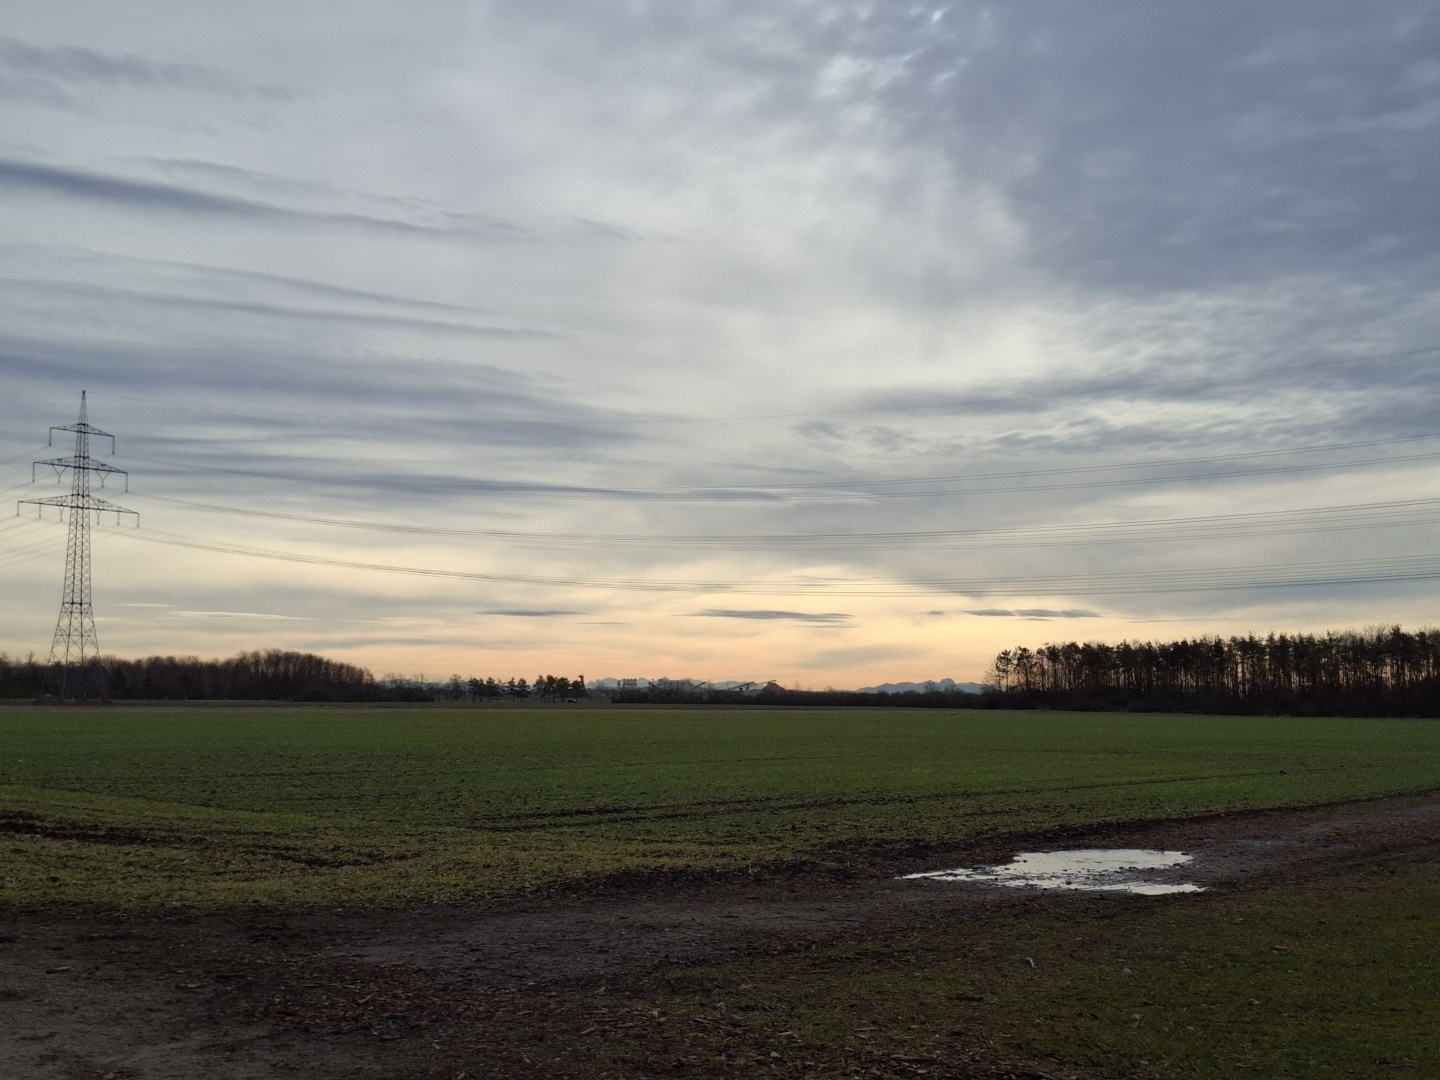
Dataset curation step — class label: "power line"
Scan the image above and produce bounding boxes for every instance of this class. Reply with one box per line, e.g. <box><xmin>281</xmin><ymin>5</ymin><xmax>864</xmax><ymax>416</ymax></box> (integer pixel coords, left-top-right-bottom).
<box><xmin>578</xmin><ymin>342</ymin><xmax>1440</xmax><ymax>425</ymax></box>
<box><xmin>129</xmin><ymin>440</ymin><xmax>1440</xmax><ymax>503</ymax></box>
<box><xmin>203</xmin><ymin>341</ymin><xmax>1440</xmax><ymax>428</ymax></box>
<box><xmin>694</xmin><ymin>431</ymin><xmax>1440</xmax><ymax>491</ymax></box>
<box><xmin>0</xmin><ymin>538</ymin><xmax>66</xmax><ymax>572</ymax></box>
<box><xmin>0</xmin><ymin>445</ymin><xmax>50</xmax><ymax>470</ymax></box>
<box><xmin>0</xmin><ymin>518</ymin><xmax>59</xmax><ymax>570</ymax></box>
<box><xmin>126</xmin><ymin>489</ymin><xmax>1440</xmax><ymax>550</ymax></box>
<box><xmin>107</xmin><ymin>525</ymin><xmax>1440</xmax><ymax>597</ymax></box>
<box><xmin>67</xmin><ymin>341</ymin><xmax>1440</xmax><ymax>432</ymax></box>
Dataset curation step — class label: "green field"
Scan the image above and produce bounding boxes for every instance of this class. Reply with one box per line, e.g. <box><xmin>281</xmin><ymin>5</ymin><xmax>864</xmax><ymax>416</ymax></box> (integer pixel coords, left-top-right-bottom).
<box><xmin>661</xmin><ymin>850</ymin><xmax>1440</xmax><ymax>1079</ymax></box>
<box><xmin>2</xmin><ymin>704</ymin><xmax>1438</xmax><ymax>907</ymax></box>
<box><xmin>4</xmin><ymin>704</ymin><xmax>1439</xmax><ymax>1079</ymax></box>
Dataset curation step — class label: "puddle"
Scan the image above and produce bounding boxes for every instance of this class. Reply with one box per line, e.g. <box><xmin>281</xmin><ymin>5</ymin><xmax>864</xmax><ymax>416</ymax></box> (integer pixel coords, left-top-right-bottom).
<box><xmin>901</xmin><ymin>849</ymin><xmax>1204</xmax><ymax>895</ymax></box>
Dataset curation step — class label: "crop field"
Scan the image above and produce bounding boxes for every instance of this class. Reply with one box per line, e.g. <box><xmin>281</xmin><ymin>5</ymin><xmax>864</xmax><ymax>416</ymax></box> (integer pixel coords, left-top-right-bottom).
<box><xmin>1</xmin><ymin>704</ymin><xmax>1438</xmax><ymax>906</ymax></box>
<box><xmin>3</xmin><ymin>705</ymin><xmax>1439</xmax><ymax>1080</ymax></box>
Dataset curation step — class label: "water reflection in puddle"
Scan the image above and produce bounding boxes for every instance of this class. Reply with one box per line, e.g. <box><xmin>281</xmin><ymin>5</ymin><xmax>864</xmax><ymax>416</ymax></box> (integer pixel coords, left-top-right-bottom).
<box><xmin>901</xmin><ymin>849</ymin><xmax>1204</xmax><ymax>895</ymax></box>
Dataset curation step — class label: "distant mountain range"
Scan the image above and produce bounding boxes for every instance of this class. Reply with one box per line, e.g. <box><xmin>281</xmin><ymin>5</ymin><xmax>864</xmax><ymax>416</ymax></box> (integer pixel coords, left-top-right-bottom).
<box><xmin>587</xmin><ymin>677</ymin><xmax>987</xmax><ymax>694</ymax></box>
<box><xmin>855</xmin><ymin>679</ymin><xmax>986</xmax><ymax>694</ymax></box>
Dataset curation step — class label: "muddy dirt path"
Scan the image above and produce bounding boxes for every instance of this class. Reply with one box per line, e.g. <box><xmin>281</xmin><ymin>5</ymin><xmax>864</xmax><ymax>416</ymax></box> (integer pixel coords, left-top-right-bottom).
<box><xmin>3</xmin><ymin>791</ymin><xmax>1437</xmax><ymax>1080</ymax></box>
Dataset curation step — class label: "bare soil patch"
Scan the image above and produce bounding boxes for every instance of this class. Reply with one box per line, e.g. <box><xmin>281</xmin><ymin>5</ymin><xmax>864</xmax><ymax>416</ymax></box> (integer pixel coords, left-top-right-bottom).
<box><xmin>3</xmin><ymin>791</ymin><xmax>1437</xmax><ymax>1080</ymax></box>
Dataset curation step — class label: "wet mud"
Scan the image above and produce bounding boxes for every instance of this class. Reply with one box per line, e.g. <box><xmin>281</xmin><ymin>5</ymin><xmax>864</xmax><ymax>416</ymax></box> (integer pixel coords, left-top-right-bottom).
<box><xmin>2</xmin><ymin>790</ymin><xmax>1437</xmax><ymax>1079</ymax></box>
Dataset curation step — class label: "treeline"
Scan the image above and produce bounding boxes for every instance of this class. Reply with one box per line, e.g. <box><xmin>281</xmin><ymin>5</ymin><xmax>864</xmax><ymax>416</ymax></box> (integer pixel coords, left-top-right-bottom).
<box><xmin>989</xmin><ymin>626</ymin><xmax>1440</xmax><ymax>715</ymax></box>
<box><xmin>0</xmin><ymin>651</ymin><xmax>591</xmax><ymax>703</ymax></box>
<box><xmin>0</xmin><ymin>650</ymin><xmax>387</xmax><ymax>701</ymax></box>
<box><xmin>609</xmin><ymin>686</ymin><xmax>990</xmax><ymax>708</ymax></box>
<box><xmin>432</xmin><ymin>675</ymin><xmax>586</xmax><ymax>701</ymax></box>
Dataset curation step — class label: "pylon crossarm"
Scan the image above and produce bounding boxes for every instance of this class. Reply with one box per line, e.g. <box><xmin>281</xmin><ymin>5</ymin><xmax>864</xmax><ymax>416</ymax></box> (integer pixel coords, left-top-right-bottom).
<box><xmin>18</xmin><ymin>494</ymin><xmax>138</xmax><ymax>521</ymax></box>
<box><xmin>89</xmin><ymin>461</ymin><xmax>128</xmax><ymax>489</ymax></box>
<box><xmin>33</xmin><ymin>455</ymin><xmax>127</xmax><ymax>476</ymax></box>
<box><xmin>17</xmin><ymin>495</ymin><xmax>62</xmax><ymax>517</ymax></box>
<box><xmin>85</xmin><ymin>496</ymin><xmax>137</xmax><ymax>517</ymax></box>
<box><xmin>49</xmin><ymin>422</ymin><xmax>116</xmax><ymax>452</ymax></box>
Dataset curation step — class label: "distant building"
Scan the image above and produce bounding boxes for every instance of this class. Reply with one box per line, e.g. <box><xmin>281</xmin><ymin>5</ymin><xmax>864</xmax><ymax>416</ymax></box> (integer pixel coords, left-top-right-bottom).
<box><xmin>585</xmin><ymin>676</ymin><xmax>784</xmax><ymax>697</ymax></box>
<box><xmin>654</xmin><ymin>677</ymin><xmax>706</xmax><ymax>691</ymax></box>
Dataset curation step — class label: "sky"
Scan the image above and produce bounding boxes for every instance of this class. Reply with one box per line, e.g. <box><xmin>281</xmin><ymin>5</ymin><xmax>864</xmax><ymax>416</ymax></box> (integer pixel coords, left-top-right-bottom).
<box><xmin>2</xmin><ymin>2</ymin><xmax>1439</xmax><ymax>687</ymax></box>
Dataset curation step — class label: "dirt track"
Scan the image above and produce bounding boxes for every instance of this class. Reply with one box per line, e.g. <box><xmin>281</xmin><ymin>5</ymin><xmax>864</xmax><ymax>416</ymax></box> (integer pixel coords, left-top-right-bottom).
<box><xmin>3</xmin><ymin>791</ymin><xmax>1438</xmax><ymax>1080</ymax></box>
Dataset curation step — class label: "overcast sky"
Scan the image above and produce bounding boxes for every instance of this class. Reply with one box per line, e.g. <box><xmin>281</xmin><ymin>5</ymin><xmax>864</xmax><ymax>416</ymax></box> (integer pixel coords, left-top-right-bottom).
<box><xmin>3</xmin><ymin>2</ymin><xmax>1439</xmax><ymax>686</ymax></box>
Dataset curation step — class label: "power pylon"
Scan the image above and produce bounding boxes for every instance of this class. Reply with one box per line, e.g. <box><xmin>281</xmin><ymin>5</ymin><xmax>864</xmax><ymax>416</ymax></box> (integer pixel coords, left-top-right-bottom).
<box><xmin>19</xmin><ymin>392</ymin><xmax>137</xmax><ymax>700</ymax></box>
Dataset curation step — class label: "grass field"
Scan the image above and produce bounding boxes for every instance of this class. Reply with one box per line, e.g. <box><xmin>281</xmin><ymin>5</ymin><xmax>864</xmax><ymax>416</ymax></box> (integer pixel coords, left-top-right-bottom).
<box><xmin>2</xmin><ymin>704</ymin><xmax>1438</xmax><ymax>907</ymax></box>
<box><xmin>3</xmin><ymin>704</ymin><xmax>1438</xmax><ymax>1079</ymax></box>
<box><xmin>656</xmin><ymin>850</ymin><xmax>1440</xmax><ymax>1079</ymax></box>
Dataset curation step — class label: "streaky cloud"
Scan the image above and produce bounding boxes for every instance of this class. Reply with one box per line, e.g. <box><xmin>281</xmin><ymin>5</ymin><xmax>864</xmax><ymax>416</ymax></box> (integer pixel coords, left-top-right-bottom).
<box><xmin>0</xmin><ymin>34</ymin><xmax>290</xmax><ymax>98</ymax></box>
<box><xmin>688</xmin><ymin>609</ymin><xmax>851</xmax><ymax>624</ymax></box>
<box><xmin>0</xmin><ymin>158</ymin><xmax>526</xmax><ymax>240</ymax></box>
<box><xmin>16</xmin><ymin>242</ymin><xmax>495</xmax><ymax>316</ymax></box>
<box><xmin>140</xmin><ymin>157</ymin><xmax>654</xmax><ymax>245</ymax></box>
<box><xmin>0</xmin><ymin>277</ymin><xmax>553</xmax><ymax>340</ymax></box>
<box><xmin>0</xmin><ymin>70</ymin><xmax>78</xmax><ymax>109</ymax></box>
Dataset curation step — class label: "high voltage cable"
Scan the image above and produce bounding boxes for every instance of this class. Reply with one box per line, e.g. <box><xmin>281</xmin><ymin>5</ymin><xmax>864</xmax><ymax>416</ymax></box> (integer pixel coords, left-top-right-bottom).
<box><xmin>0</xmin><ymin>542</ymin><xmax>60</xmax><ymax>572</ymax></box>
<box><xmin>644</xmin><ymin>430</ymin><xmax>1440</xmax><ymax>491</ymax></box>
<box><xmin>127</xmin><ymin>489</ymin><xmax>1440</xmax><ymax>549</ymax></box>
<box><xmin>138</xmin><ymin>428</ymin><xmax>1440</xmax><ymax>493</ymax></box>
<box><xmin>0</xmin><ymin>516</ymin><xmax>50</xmax><ymax>539</ymax></box>
<box><xmin>0</xmin><ymin>445</ymin><xmax>50</xmax><ymax>470</ymax></box>
<box><xmin>561</xmin><ymin>342</ymin><xmax>1440</xmax><ymax>425</ymax></box>
<box><xmin>77</xmin><ymin>342</ymin><xmax>1440</xmax><ymax>431</ymax></box>
<box><xmin>105</xmin><ymin>525</ymin><xmax>1440</xmax><ymax>597</ymax></box>
<box><xmin>129</xmin><ymin>443</ymin><xmax>1440</xmax><ymax>503</ymax></box>
<box><xmin>161</xmin><ymin>342</ymin><xmax>1439</xmax><ymax>428</ymax></box>
<box><xmin>0</xmin><ymin>519</ymin><xmax>64</xmax><ymax>571</ymax></box>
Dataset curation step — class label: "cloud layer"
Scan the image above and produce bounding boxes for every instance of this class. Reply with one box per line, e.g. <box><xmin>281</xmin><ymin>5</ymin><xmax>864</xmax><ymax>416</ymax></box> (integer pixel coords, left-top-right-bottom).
<box><xmin>2</xmin><ymin>3</ymin><xmax>1438</xmax><ymax>684</ymax></box>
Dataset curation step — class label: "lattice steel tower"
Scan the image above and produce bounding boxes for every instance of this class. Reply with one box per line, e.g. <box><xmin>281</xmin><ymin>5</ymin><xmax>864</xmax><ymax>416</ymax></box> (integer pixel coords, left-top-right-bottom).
<box><xmin>19</xmin><ymin>392</ymin><xmax>137</xmax><ymax>698</ymax></box>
